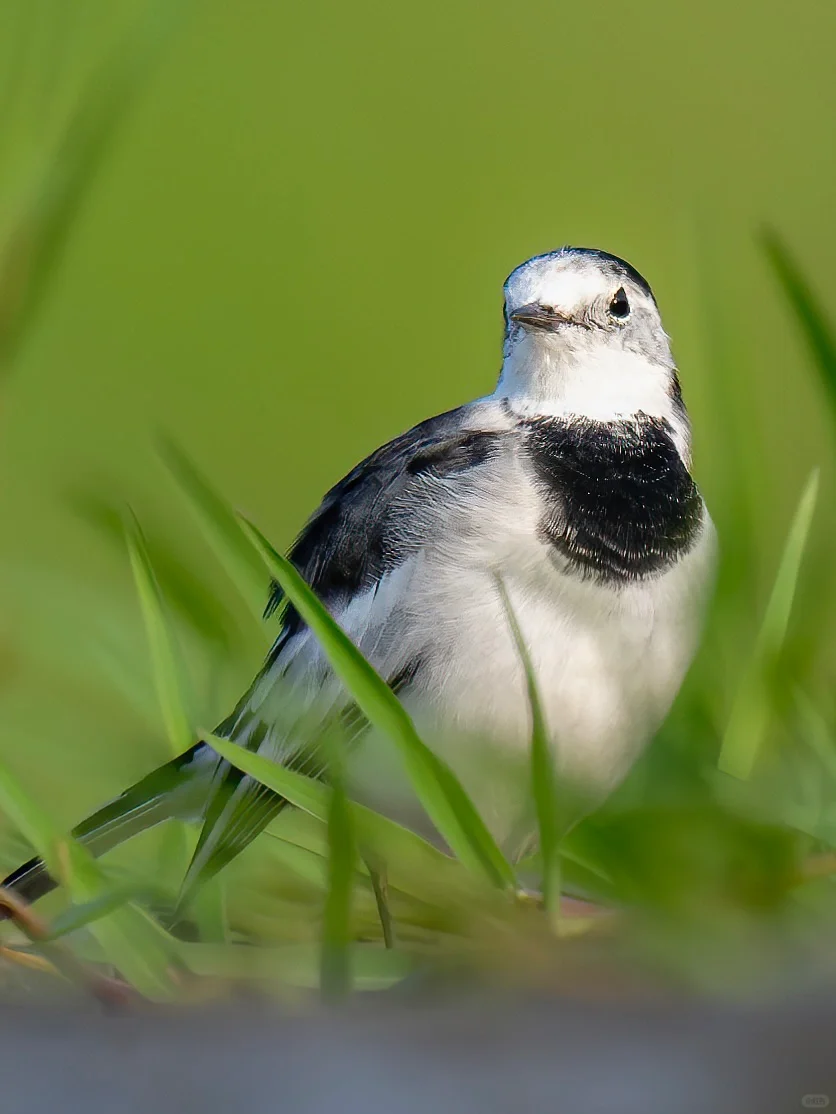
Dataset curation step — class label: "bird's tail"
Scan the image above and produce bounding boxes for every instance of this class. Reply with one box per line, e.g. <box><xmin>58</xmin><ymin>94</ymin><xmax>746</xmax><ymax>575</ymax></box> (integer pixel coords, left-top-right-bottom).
<box><xmin>1</xmin><ymin>698</ymin><xmax>333</xmax><ymax>918</ymax></box>
<box><xmin>0</xmin><ymin>743</ymin><xmax>207</xmax><ymax>918</ymax></box>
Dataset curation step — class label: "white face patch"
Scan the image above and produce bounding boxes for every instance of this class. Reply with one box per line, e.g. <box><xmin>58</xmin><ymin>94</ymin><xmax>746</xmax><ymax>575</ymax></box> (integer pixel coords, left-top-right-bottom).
<box><xmin>505</xmin><ymin>253</ymin><xmax>634</xmax><ymax>320</ymax></box>
<box><xmin>495</xmin><ymin>249</ymin><xmax>688</xmax><ymax>460</ymax></box>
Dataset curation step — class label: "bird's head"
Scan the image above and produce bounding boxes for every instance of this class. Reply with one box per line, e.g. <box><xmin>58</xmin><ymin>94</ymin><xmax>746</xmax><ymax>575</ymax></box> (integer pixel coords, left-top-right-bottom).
<box><xmin>496</xmin><ymin>248</ymin><xmax>688</xmax><ymax>451</ymax></box>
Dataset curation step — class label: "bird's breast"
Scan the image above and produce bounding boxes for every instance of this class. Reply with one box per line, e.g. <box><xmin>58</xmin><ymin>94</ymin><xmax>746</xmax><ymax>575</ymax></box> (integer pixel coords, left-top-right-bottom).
<box><xmin>519</xmin><ymin>413</ymin><xmax>704</xmax><ymax>584</ymax></box>
<box><xmin>403</xmin><ymin>495</ymin><xmax>716</xmax><ymax>799</ymax></box>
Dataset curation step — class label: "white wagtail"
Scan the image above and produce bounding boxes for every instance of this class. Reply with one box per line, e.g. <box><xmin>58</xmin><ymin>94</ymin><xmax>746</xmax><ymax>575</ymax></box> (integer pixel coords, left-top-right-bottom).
<box><xmin>1</xmin><ymin>247</ymin><xmax>716</xmax><ymax>909</ymax></box>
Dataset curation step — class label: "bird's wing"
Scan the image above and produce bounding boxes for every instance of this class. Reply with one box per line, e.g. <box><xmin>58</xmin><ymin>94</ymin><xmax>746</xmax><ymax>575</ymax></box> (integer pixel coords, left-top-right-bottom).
<box><xmin>180</xmin><ymin>400</ymin><xmax>513</xmax><ymax>903</ymax></box>
<box><xmin>265</xmin><ymin>399</ymin><xmax>512</xmax><ymax>628</ymax></box>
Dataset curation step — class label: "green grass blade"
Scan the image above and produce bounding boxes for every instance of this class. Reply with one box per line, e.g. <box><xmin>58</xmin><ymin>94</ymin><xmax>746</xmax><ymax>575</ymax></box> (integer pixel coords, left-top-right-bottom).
<box><xmin>761</xmin><ymin>230</ymin><xmax>836</xmax><ymax>411</ymax></box>
<box><xmin>237</xmin><ymin>519</ymin><xmax>517</xmax><ymax>891</ymax></box>
<box><xmin>496</xmin><ymin>580</ymin><xmax>560</xmax><ymax>901</ymax></box>
<box><xmin>752</xmin><ymin>469</ymin><xmax>818</xmax><ymax>653</ymax></box>
<box><xmin>263</xmin><ymin>832</ymin><xmax>331</xmax><ymax>889</ymax></box>
<box><xmin>495</xmin><ymin>577</ymin><xmax>561</xmax><ymax>923</ymax></box>
<box><xmin>718</xmin><ymin>469</ymin><xmax>819</xmax><ymax>779</ymax></box>
<box><xmin>0</xmin><ymin>755</ymin><xmax>177</xmax><ymax>998</ymax></box>
<box><xmin>0</xmin><ymin>0</ymin><xmax>189</xmax><ymax>374</ymax></box>
<box><xmin>202</xmin><ymin>732</ymin><xmax>336</xmax><ymax>818</ymax></box>
<box><xmin>179</xmin><ymin>941</ymin><xmax>411</xmax><ymax>991</ymax></box>
<box><xmin>363</xmin><ymin>855</ymin><xmax>395</xmax><ymax>950</ymax></box>
<box><xmin>159</xmin><ymin>437</ymin><xmax>270</xmax><ymax>627</ymax></box>
<box><xmin>320</xmin><ymin>749</ymin><xmax>355</xmax><ymax>998</ymax></box>
<box><xmin>42</xmin><ymin>885</ymin><xmax>140</xmax><ymax>942</ymax></box>
<box><xmin>795</xmin><ymin>691</ymin><xmax>836</xmax><ymax>784</ymax></box>
<box><xmin>124</xmin><ymin>509</ymin><xmax>192</xmax><ymax>754</ymax></box>
<box><xmin>69</xmin><ymin>486</ymin><xmax>239</xmax><ymax>652</ymax></box>
<box><xmin>189</xmin><ymin>875</ymin><xmax>229</xmax><ymax>945</ymax></box>
<box><xmin>123</xmin><ymin>511</ymin><xmax>196</xmax><ymax>947</ymax></box>
<box><xmin>201</xmin><ymin>730</ymin><xmax>452</xmax><ymax>873</ymax></box>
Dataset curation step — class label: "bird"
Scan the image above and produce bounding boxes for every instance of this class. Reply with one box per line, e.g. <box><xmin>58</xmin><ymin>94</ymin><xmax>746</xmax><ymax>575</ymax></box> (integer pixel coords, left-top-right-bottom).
<box><xmin>1</xmin><ymin>246</ymin><xmax>716</xmax><ymax>913</ymax></box>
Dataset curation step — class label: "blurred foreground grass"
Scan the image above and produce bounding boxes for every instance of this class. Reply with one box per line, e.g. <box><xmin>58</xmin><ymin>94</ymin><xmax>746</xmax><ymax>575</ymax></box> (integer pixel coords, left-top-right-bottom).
<box><xmin>2</xmin><ymin>1</ymin><xmax>836</xmax><ymax>1004</ymax></box>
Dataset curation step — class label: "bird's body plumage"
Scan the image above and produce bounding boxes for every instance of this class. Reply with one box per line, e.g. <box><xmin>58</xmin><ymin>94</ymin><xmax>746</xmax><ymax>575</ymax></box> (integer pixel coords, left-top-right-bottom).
<box><xmin>1</xmin><ymin>246</ymin><xmax>717</xmax><ymax>908</ymax></box>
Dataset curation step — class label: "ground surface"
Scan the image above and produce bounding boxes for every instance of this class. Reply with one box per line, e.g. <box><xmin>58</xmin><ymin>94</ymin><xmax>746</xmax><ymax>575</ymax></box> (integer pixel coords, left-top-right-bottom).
<box><xmin>1</xmin><ymin>988</ymin><xmax>834</xmax><ymax>1114</ymax></box>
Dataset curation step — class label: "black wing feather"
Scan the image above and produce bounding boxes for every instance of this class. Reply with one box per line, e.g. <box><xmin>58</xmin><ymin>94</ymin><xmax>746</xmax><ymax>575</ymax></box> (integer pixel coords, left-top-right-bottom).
<box><xmin>265</xmin><ymin>405</ymin><xmax>507</xmax><ymax>633</ymax></box>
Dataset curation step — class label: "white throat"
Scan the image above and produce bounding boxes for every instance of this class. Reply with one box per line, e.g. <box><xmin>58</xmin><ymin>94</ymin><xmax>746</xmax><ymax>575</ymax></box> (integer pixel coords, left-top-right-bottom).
<box><xmin>492</xmin><ymin>333</ymin><xmax>691</xmax><ymax>463</ymax></box>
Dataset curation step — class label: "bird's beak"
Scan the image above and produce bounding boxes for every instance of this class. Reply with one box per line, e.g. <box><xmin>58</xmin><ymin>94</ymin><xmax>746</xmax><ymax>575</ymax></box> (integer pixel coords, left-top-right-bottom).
<box><xmin>509</xmin><ymin>303</ymin><xmax>571</xmax><ymax>332</ymax></box>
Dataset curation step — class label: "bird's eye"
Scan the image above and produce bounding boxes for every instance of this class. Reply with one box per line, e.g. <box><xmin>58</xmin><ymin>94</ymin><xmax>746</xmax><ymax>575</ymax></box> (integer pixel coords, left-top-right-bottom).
<box><xmin>608</xmin><ymin>287</ymin><xmax>630</xmax><ymax>319</ymax></box>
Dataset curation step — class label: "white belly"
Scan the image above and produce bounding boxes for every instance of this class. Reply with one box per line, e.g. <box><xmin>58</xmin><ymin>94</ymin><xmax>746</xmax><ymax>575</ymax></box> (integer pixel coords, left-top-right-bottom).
<box><xmin>433</xmin><ymin>527</ymin><xmax>714</xmax><ymax>787</ymax></box>
<box><xmin>345</xmin><ymin>508</ymin><xmax>717</xmax><ymax>843</ymax></box>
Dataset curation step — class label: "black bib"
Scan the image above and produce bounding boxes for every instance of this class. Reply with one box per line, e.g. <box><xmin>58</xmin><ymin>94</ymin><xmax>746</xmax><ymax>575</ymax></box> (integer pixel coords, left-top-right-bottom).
<box><xmin>521</xmin><ymin>414</ymin><xmax>703</xmax><ymax>582</ymax></box>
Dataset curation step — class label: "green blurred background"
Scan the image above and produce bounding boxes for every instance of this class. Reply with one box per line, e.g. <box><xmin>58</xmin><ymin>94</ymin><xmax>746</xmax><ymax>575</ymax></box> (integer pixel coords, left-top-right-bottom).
<box><xmin>1</xmin><ymin>0</ymin><xmax>835</xmax><ymax>848</ymax></box>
